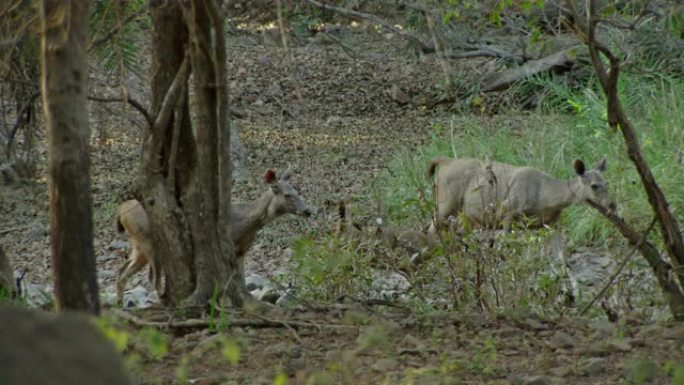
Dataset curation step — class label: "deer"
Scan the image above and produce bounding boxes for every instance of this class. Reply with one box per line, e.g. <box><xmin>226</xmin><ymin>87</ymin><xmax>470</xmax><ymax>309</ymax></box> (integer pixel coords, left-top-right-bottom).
<box><xmin>427</xmin><ymin>156</ymin><xmax>617</xmax><ymax>231</ymax></box>
<box><xmin>115</xmin><ymin>168</ymin><xmax>313</xmax><ymax>304</ymax></box>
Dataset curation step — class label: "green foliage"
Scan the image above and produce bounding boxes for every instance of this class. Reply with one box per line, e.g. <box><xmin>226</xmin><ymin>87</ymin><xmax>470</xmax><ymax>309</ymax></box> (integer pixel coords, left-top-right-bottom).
<box><xmin>290</xmin><ymin>236</ymin><xmax>377</xmax><ymax>302</ymax></box>
<box><xmin>90</xmin><ymin>0</ymin><xmax>148</xmax><ymax>79</ymax></box>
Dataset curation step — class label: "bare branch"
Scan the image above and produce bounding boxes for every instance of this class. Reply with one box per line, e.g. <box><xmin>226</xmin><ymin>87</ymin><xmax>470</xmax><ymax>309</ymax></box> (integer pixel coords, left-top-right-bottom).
<box><xmin>87</xmin><ymin>95</ymin><xmax>153</xmax><ymax>130</ymax></box>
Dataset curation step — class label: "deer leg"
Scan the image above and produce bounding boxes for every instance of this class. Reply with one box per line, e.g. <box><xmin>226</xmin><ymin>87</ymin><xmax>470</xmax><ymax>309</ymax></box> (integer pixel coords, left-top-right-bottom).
<box><xmin>139</xmin><ymin>242</ymin><xmax>162</xmax><ymax>297</ymax></box>
<box><xmin>116</xmin><ymin>248</ymin><xmax>148</xmax><ymax>305</ymax></box>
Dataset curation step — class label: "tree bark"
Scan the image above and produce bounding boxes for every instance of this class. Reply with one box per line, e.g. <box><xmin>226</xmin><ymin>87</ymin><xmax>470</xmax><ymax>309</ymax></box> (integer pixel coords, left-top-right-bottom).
<box><xmin>41</xmin><ymin>0</ymin><xmax>99</xmax><ymax>314</ymax></box>
<box><xmin>142</xmin><ymin>0</ymin><xmax>244</xmax><ymax>307</ymax></box>
<box><xmin>181</xmin><ymin>0</ymin><xmax>243</xmax><ymax>306</ymax></box>
<box><xmin>143</xmin><ymin>0</ymin><xmax>195</xmax><ymax>305</ymax></box>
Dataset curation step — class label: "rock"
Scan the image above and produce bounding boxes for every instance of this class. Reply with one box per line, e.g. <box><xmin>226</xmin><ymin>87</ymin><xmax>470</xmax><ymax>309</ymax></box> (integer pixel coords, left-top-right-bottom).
<box><xmin>580</xmin><ymin>357</ymin><xmax>605</xmax><ymax>376</ymax></box>
<box><xmin>123</xmin><ymin>285</ymin><xmax>156</xmax><ymax>309</ymax></box>
<box><xmin>371</xmin><ymin>358</ymin><xmax>398</xmax><ymax>372</ymax></box>
<box><xmin>0</xmin><ymin>305</ymin><xmax>131</xmax><ymax>385</ymax></box>
<box><xmin>245</xmin><ymin>274</ymin><xmax>268</xmax><ymax>291</ymax></box>
<box><xmin>97</xmin><ymin>269</ymin><xmax>117</xmax><ymax>280</ymax></box>
<box><xmin>97</xmin><ymin>253</ymin><xmax>119</xmax><ymax>262</ymax></box>
<box><xmin>550</xmin><ymin>331</ymin><xmax>575</xmax><ymax>350</ymax></box>
<box><xmin>108</xmin><ymin>239</ymin><xmax>128</xmax><ymax>250</ymax></box>
<box><xmin>257</xmin><ymin>287</ymin><xmax>281</xmax><ymax>304</ymax></box>
<box><xmin>390</xmin><ymin>86</ymin><xmax>410</xmax><ymax>105</ymax></box>
<box><xmin>275</xmin><ymin>293</ymin><xmax>296</xmax><ymax>308</ymax></box>
<box><xmin>23</xmin><ymin>283</ymin><xmax>54</xmax><ymax>309</ymax></box>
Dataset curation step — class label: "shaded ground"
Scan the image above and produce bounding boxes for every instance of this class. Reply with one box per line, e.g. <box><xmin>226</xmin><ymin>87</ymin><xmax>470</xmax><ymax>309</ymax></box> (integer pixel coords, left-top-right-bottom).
<box><xmin>1</xmin><ymin>21</ymin><xmax>683</xmax><ymax>385</ymax></box>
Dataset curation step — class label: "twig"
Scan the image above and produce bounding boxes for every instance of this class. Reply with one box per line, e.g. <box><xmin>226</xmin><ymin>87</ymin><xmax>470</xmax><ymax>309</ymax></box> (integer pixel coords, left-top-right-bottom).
<box><xmin>579</xmin><ymin>215</ymin><xmax>657</xmax><ymax>315</ymax></box>
<box><xmin>87</xmin><ymin>95</ymin><xmax>153</xmax><ymax>131</ymax></box>
<box><xmin>301</xmin><ymin>0</ymin><xmax>434</xmax><ymax>53</ymax></box>
<box><xmin>110</xmin><ymin>308</ymin><xmax>353</xmax><ymax>331</ymax></box>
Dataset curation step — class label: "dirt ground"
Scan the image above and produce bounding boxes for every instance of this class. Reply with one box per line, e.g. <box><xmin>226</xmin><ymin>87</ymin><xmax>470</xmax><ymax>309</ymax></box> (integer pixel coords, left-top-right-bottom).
<box><xmin>1</xmin><ymin>22</ymin><xmax>684</xmax><ymax>385</ymax></box>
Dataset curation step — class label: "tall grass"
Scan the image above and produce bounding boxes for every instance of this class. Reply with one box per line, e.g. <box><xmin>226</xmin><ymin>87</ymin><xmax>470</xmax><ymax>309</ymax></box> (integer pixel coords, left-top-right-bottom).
<box><xmin>377</xmin><ymin>73</ymin><xmax>684</xmax><ymax>248</ymax></box>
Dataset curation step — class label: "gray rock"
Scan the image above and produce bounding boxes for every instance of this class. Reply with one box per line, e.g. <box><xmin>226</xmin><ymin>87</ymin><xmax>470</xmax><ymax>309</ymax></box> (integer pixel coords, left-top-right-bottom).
<box><xmin>23</xmin><ymin>283</ymin><xmax>53</xmax><ymax>309</ymax></box>
<box><xmin>123</xmin><ymin>285</ymin><xmax>157</xmax><ymax>309</ymax></box>
<box><xmin>275</xmin><ymin>293</ymin><xmax>296</xmax><ymax>308</ymax></box>
<box><xmin>97</xmin><ymin>253</ymin><xmax>119</xmax><ymax>262</ymax></box>
<box><xmin>108</xmin><ymin>239</ymin><xmax>129</xmax><ymax>250</ymax></box>
<box><xmin>245</xmin><ymin>274</ymin><xmax>268</xmax><ymax>291</ymax></box>
<box><xmin>97</xmin><ymin>269</ymin><xmax>116</xmax><ymax>280</ymax></box>
<box><xmin>257</xmin><ymin>287</ymin><xmax>281</xmax><ymax>304</ymax></box>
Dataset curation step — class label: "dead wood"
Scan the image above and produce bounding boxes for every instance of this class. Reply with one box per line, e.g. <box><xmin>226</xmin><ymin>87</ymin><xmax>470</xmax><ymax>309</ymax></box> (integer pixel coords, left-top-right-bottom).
<box><xmin>110</xmin><ymin>308</ymin><xmax>354</xmax><ymax>331</ymax></box>
<box><xmin>480</xmin><ymin>45</ymin><xmax>581</xmax><ymax>92</ymax></box>
<box><xmin>302</xmin><ymin>0</ymin><xmax>435</xmax><ymax>53</ymax></box>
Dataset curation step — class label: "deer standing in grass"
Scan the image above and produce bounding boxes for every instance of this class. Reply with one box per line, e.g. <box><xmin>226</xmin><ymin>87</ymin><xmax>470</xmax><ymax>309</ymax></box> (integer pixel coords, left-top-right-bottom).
<box><xmin>116</xmin><ymin>169</ymin><xmax>312</xmax><ymax>304</ymax></box>
<box><xmin>427</xmin><ymin>157</ymin><xmax>616</xmax><ymax>231</ymax></box>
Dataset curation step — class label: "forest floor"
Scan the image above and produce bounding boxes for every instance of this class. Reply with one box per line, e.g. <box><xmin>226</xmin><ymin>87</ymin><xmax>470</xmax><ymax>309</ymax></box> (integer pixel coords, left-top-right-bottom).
<box><xmin>1</xmin><ymin>21</ymin><xmax>684</xmax><ymax>385</ymax></box>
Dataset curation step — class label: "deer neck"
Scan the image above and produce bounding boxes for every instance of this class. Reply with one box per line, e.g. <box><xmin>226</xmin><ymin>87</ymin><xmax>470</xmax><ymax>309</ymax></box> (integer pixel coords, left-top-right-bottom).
<box><xmin>535</xmin><ymin>176</ymin><xmax>577</xmax><ymax>211</ymax></box>
<box><xmin>233</xmin><ymin>190</ymin><xmax>275</xmax><ymax>239</ymax></box>
<box><xmin>563</xmin><ymin>177</ymin><xmax>586</xmax><ymax>206</ymax></box>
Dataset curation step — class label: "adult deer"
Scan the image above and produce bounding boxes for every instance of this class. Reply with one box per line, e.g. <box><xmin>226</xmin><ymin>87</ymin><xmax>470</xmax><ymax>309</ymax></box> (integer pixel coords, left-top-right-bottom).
<box><xmin>115</xmin><ymin>169</ymin><xmax>312</xmax><ymax>304</ymax></box>
<box><xmin>427</xmin><ymin>157</ymin><xmax>616</xmax><ymax>231</ymax></box>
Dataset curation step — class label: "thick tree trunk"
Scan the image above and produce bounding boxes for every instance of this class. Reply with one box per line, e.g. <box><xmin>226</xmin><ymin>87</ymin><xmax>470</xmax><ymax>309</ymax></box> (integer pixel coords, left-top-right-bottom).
<box><xmin>142</xmin><ymin>0</ymin><xmax>244</xmax><ymax>307</ymax></box>
<box><xmin>182</xmin><ymin>0</ymin><xmax>244</xmax><ymax>306</ymax></box>
<box><xmin>143</xmin><ymin>0</ymin><xmax>196</xmax><ymax>305</ymax></box>
<box><xmin>41</xmin><ymin>0</ymin><xmax>99</xmax><ymax>314</ymax></box>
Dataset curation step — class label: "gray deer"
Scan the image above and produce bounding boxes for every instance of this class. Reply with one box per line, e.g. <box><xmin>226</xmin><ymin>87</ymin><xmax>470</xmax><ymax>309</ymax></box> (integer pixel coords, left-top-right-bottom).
<box><xmin>427</xmin><ymin>157</ymin><xmax>616</xmax><ymax>231</ymax></box>
<box><xmin>116</xmin><ymin>168</ymin><xmax>312</xmax><ymax>304</ymax></box>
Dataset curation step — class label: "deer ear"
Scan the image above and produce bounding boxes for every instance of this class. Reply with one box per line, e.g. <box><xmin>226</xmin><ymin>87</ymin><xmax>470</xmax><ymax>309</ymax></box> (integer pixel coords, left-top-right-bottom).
<box><xmin>263</xmin><ymin>169</ymin><xmax>277</xmax><ymax>184</ymax></box>
<box><xmin>594</xmin><ymin>158</ymin><xmax>607</xmax><ymax>173</ymax></box>
<box><xmin>573</xmin><ymin>159</ymin><xmax>586</xmax><ymax>176</ymax></box>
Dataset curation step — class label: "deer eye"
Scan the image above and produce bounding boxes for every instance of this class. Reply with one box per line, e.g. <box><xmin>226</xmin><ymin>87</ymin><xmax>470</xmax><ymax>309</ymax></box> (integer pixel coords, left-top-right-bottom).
<box><xmin>284</xmin><ymin>194</ymin><xmax>292</xmax><ymax>199</ymax></box>
<box><xmin>591</xmin><ymin>184</ymin><xmax>599</xmax><ymax>190</ymax></box>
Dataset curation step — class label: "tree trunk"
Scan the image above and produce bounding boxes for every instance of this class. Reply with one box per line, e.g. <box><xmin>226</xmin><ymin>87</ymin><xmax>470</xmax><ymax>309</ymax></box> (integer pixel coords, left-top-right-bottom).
<box><xmin>143</xmin><ymin>0</ymin><xmax>195</xmax><ymax>305</ymax></box>
<box><xmin>142</xmin><ymin>0</ymin><xmax>244</xmax><ymax>307</ymax></box>
<box><xmin>41</xmin><ymin>0</ymin><xmax>99</xmax><ymax>314</ymax></box>
<box><xmin>181</xmin><ymin>0</ymin><xmax>244</xmax><ymax>306</ymax></box>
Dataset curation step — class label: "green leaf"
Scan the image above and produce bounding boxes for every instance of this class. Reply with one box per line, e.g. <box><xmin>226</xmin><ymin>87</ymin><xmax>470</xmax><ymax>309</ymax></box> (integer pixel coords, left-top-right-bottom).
<box><xmin>222</xmin><ymin>339</ymin><xmax>241</xmax><ymax>365</ymax></box>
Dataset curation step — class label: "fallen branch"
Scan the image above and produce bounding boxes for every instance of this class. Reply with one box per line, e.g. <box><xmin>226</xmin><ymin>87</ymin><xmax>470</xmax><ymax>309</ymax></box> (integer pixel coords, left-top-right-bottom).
<box><xmin>110</xmin><ymin>308</ymin><xmax>354</xmax><ymax>331</ymax></box>
<box><xmin>301</xmin><ymin>0</ymin><xmax>434</xmax><ymax>53</ymax></box>
<box><xmin>480</xmin><ymin>45</ymin><xmax>581</xmax><ymax>92</ymax></box>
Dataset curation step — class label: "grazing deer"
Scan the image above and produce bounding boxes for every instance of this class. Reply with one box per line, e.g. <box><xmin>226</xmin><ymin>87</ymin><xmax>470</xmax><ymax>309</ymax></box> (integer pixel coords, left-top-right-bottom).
<box><xmin>427</xmin><ymin>157</ymin><xmax>616</xmax><ymax>231</ymax></box>
<box><xmin>116</xmin><ymin>169</ymin><xmax>312</xmax><ymax>304</ymax></box>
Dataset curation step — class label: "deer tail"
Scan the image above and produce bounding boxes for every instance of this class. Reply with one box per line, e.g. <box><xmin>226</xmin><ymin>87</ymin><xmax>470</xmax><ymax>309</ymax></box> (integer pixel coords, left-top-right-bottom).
<box><xmin>427</xmin><ymin>156</ymin><xmax>451</xmax><ymax>178</ymax></box>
